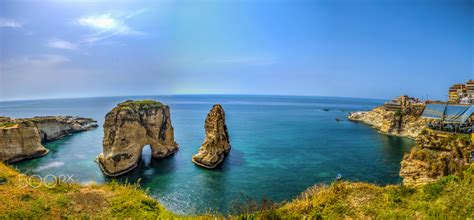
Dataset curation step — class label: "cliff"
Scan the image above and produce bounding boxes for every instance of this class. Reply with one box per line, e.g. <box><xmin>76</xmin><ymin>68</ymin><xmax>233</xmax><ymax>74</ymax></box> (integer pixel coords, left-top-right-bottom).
<box><xmin>0</xmin><ymin>117</ymin><xmax>48</xmax><ymax>163</ymax></box>
<box><xmin>192</xmin><ymin>104</ymin><xmax>231</xmax><ymax>169</ymax></box>
<box><xmin>348</xmin><ymin>106</ymin><xmax>427</xmax><ymax>139</ymax></box>
<box><xmin>347</xmin><ymin>100</ymin><xmax>474</xmax><ymax>186</ymax></box>
<box><xmin>400</xmin><ymin>129</ymin><xmax>473</xmax><ymax>186</ymax></box>
<box><xmin>28</xmin><ymin>116</ymin><xmax>98</xmax><ymax>142</ymax></box>
<box><xmin>97</xmin><ymin>100</ymin><xmax>179</xmax><ymax>176</ymax></box>
<box><xmin>0</xmin><ymin>116</ymin><xmax>98</xmax><ymax>163</ymax></box>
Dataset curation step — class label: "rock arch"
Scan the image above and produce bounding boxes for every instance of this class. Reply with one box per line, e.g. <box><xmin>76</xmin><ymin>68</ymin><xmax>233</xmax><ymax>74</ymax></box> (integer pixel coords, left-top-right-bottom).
<box><xmin>97</xmin><ymin>100</ymin><xmax>179</xmax><ymax>176</ymax></box>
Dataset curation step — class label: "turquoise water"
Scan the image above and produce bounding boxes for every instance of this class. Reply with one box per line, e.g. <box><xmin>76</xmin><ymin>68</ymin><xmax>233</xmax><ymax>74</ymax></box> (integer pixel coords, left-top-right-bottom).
<box><xmin>0</xmin><ymin>95</ymin><xmax>414</xmax><ymax>214</ymax></box>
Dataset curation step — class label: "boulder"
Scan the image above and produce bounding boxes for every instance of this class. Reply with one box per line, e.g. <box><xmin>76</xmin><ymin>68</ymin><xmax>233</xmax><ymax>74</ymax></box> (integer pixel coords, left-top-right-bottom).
<box><xmin>192</xmin><ymin>104</ymin><xmax>231</xmax><ymax>169</ymax></box>
<box><xmin>97</xmin><ymin>100</ymin><xmax>178</xmax><ymax>176</ymax></box>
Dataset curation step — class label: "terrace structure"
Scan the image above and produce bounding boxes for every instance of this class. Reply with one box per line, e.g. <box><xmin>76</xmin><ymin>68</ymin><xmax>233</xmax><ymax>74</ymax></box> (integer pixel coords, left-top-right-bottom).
<box><xmin>421</xmin><ymin>103</ymin><xmax>474</xmax><ymax>135</ymax></box>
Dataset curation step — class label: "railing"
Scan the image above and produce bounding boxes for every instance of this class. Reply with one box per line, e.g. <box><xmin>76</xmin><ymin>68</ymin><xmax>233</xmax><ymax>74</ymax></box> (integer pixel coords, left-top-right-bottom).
<box><xmin>427</xmin><ymin>122</ymin><xmax>473</xmax><ymax>134</ymax></box>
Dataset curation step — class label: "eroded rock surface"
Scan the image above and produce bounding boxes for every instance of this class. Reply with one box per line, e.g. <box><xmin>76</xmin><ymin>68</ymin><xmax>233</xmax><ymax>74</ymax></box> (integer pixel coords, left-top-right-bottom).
<box><xmin>28</xmin><ymin>116</ymin><xmax>98</xmax><ymax>142</ymax></box>
<box><xmin>97</xmin><ymin>100</ymin><xmax>178</xmax><ymax>176</ymax></box>
<box><xmin>348</xmin><ymin>106</ymin><xmax>427</xmax><ymax>139</ymax></box>
<box><xmin>192</xmin><ymin>104</ymin><xmax>231</xmax><ymax>169</ymax></box>
<box><xmin>400</xmin><ymin>129</ymin><xmax>473</xmax><ymax>186</ymax></box>
<box><xmin>0</xmin><ymin>116</ymin><xmax>98</xmax><ymax>163</ymax></box>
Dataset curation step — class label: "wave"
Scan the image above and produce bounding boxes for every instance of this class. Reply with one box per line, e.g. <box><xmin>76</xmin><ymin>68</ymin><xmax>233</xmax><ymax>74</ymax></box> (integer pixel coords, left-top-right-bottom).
<box><xmin>34</xmin><ymin>161</ymin><xmax>64</xmax><ymax>172</ymax></box>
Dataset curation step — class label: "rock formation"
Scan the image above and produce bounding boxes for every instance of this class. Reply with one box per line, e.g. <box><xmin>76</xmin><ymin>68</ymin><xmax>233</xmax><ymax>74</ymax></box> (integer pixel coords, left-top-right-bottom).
<box><xmin>192</xmin><ymin>104</ymin><xmax>231</xmax><ymax>169</ymax></box>
<box><xmin>97</xmin><ymin>100</ymin><xmax>179</xmax><ymax>176</ymax></box>
<box><xmin>0</xmin><ymin>116</ymin><xmax>98</xmax><ymax>163</ymax></box>
<box><xmin>348</xmin><ymin>106</ymin><xmax>427</xmax><ymax>139</ymax></box>
<box><xmin>400</xmin><ymin>129</ymin><xmax>473</xmax><ymax>186</ymax></box>
<box><xmin>29</xmin><ymin>116</ymin><xmax>98</xmax><ymax>142</ymax></box>
<box><xmin>346</xmin><ymin>98</ymin><xmax>474</xmax><ymax>186</ymax></box>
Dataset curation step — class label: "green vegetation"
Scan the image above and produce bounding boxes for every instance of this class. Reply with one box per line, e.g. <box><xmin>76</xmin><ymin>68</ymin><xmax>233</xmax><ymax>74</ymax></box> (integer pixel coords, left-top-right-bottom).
<box><xmin>249</xmin><ymin>164</ymin><xmax>474</xmax><ymax>218</ymax></box>
<box><xmin>0</xmin><ymin>122</ymin><xmax>17</xmax><ymax>128</ymax></box>
<box><xmin>117</xmin><ymin>100</ymin><xmax>164</xmax><ymax>111</ymax></box>
<box><xmin>1</xmin><ymin>162</ymin><xmax>473</xmax><ymax>219</ymax></box>
<box><xmin>0</xmin><ymin>162</ymin><xmax>175</xmax><ymax>219</ymax></box>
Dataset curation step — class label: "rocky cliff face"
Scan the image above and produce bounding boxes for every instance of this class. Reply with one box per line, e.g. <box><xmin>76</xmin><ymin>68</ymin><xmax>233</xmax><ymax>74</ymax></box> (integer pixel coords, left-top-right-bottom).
<box><xmin>0</xmin><ymin>117</ymin><xmax>48</xmax><ymax>163</ymax></box>
<box><xmin>0</xmin><ymin>116</ymin><xmax>97</xmax><ymax>163</ymax></box>
<box><xmin>97</xmin><ymin>100</ymin><xmax>179</xmax><ymax>176</ymax></box>
<box><xmin>28</xmin><ymin>116</ymin><xmax>98</xmax><ymax>142</ymax></box>
<box><xmin>348</xmin><ymin>106</ymin><xmax>427</xmax><ymax>139</ymax></box>
<box><xmin>347</xmin><ymin>103</ymin><xmax>473</xmax><ymax>186</ymax></box>
<box><xmin>192</xmin><ymin>104</ymin><xmax>231</xmax><ymax>169</ymax></box>
<box><xmin>400</xmin><ymin>129</ymin><xmax>473</xmax><ymax>186</ymax></box>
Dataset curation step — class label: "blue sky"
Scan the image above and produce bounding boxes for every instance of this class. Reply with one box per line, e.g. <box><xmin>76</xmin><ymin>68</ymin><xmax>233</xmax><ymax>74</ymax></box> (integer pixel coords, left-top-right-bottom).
<box><xmin>0</xmin><ymin>0</ymin><xmax>472</xmax><ymax>101</ymax></box>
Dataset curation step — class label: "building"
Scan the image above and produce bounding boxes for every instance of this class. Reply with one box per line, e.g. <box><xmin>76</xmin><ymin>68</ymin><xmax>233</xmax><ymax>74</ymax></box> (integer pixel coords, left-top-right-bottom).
<box><xmin>448</xmin><ymin>84</ymin><xmax>466</xmax><ymax>104</ymax></box>
<box><xmin>384</xmin><ymin>95</ymin><xmax>416</xmax><ymax>111</ymax></box>
<box><xmin>466</xmin><ymin>79</ymin><xmax>474</xmax><ymax>104</ymax></box>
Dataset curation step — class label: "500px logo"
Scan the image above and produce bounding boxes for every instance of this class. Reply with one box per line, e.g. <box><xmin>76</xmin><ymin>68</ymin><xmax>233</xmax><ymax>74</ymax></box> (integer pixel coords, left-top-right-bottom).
<box><xmin>18</xmin><ymin>174</ymin><xmax>74</xmax><ymax>188</ymax></box>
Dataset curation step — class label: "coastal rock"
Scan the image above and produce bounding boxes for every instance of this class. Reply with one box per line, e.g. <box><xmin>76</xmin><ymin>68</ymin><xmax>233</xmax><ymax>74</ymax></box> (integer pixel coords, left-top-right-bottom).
<box><xmin>348</xmin><ymin>106</ymin><xmax>427</xmax><ymax>139</ymax></box>
<box><xmin>400</xmin><ymin>129</ymin><xmax>473</xmax><ymax>186</ymax></box>
<box><xmin>192</xmin><ymin>104</ymin><xmax>231</xmax><ymax>169</ymax></box>
<box><xmin>97</xmin><ymin>100</ymin><xmax>179</xmax><ymax>176</ymax></box>
<box><xmin>0</xmin><ymin>116</ymin><xmax>98</xmax><ymax>163</ymax></box>
<box><xmin>0</xmin><ymin>117</ymin><xmax>48</xmax><ymax>163</ymax></box>
<box><xmin>27</xmin><ymin>116</ymin><xmax>98</xmax><ymax>142</ymax></box>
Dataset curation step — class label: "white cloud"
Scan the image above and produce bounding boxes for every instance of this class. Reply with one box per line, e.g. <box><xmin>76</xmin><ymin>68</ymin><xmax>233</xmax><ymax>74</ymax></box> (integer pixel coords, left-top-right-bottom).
<box><xmin>0</xmin><ymin>18</ymin><xmax>22</xmax><ymax>28</ymax></box>
<box><xmin>77</xmin><ymin>10</ymin><xmax>145</xmax><ymax>43</ymax></box>
<box><xmin>47</xmin><ymin>38</ymin><xmax>78</xmax><ymax>50</ymax></box>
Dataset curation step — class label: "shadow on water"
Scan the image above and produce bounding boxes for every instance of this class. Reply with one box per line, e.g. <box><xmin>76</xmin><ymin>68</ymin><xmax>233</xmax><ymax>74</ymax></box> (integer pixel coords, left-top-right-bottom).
<box><xmin>221</xmin><ymin>148</ymin><xmax>246</xmax><ymax>170</ymax></box>
<box><xmin>378</xmin><ymin>135</ymin><xmax>414</xmax><ymax>157</ymax></box>
<box><xmin>107</xmin><ymin>146</ymin><xmax>179</xmax><ymax>185</ymax></box>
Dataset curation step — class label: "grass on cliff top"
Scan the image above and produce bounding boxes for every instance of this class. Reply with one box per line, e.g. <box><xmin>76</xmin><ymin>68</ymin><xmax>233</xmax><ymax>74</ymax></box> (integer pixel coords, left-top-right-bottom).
<box><xmin>0</xmin><ymin>162</ymin><xmax>473</xmax><ymax>219</ymax></box>
<box><xmin>117</xmin><ymin>99</ymin><xmax>165</xmax><ymax>111</ymax></box>
<box><xmin>0</xmin><ymin>122</ymin><xmax>18</xmax><ymax>128</ymax></box>
<box><xmin>0</xmin><ymin>162</ymin><xmax>176</xmax><ymax>219</ymax></box>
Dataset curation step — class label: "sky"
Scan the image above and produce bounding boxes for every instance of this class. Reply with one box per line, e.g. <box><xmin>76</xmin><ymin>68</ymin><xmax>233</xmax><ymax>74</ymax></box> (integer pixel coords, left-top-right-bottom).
<box><xmin>0</xmin><ymin>0</ymin><xmax>472</xmax><ymax>101</ymax></box>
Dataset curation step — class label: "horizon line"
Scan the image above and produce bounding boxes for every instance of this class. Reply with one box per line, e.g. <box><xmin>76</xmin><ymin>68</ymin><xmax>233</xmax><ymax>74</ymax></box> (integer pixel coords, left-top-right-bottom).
<box><xmin>0</xmin><ymin>93</ymin><xmax>393</xmax><ymax>103</ymax></box>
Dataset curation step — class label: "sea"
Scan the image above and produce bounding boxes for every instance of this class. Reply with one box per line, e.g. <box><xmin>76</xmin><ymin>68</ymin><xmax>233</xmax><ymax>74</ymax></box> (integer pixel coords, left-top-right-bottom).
<box><xmin>0</xmin><ymin>95</ymin><xmax>414</xmax><ymax>214</ymax></box>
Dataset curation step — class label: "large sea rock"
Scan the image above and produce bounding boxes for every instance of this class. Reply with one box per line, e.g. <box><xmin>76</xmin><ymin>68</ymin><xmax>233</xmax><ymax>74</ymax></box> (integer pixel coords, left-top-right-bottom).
<box><xmin>192</xmin><ymin>104</ymin><xmax>231</xmax><ymax>169</ymax></box>
<box><xmin>97</xmin><ymin>100</ymin><xmax>179</xmax><ymax>176</ymax></box>
<box><xmin>0</xmin><ymin>116</ymin><xmax>98</xmax><ymax>163</ymax></box>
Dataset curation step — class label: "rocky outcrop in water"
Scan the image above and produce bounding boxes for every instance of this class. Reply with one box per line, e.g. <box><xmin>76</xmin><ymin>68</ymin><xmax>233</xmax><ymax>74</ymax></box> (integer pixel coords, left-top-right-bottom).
<box><xmin>348</xmin><ymin>106</ymin><xmax>427</xmax><ymax>139</ymax></box>
<box><xmin>28</xmin><ymin>116</ymin><xmax>98</xmax><ymax>142</ymax></box>
<box><xmin>192</xmin><ymin>104</ymin><xmax>231</xmax><ymax>169</ymax></box>
<box><xmin>0</xmin><ymin>116</ymin><xmax>98</xmax><ymax>163</ymax></box>
<box><xmin>400</xmin><ymin>129</ymin><xmax>473</xmax><ymax>186</ymax></box>
<box><xmin>97</xmin><ymin>100</ymin><xmax>179</xmax><ymax>176</ymax></box>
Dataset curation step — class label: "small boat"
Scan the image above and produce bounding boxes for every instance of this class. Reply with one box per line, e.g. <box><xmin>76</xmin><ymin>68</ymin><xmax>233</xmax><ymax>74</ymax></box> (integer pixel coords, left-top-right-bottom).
<box><xmin>335</xmin><ymin>118</ymin><xmax>342</xmax><ymax>122</ymax></box>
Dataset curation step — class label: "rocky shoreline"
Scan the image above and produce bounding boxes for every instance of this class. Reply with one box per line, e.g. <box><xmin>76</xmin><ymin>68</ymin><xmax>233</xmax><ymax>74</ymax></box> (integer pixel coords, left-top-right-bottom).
<box><xmin>348</xmin><ymin>106</ymin><xmax>427</xmax><ymax>139</ymax></box>
<box><xmin>348</xmin><ymin>101</ymin><xmax>473</xmax><ymax>186</ymax></box>
<box><xmin>0</xmin><ymin>116</ymin><xmax>98</xmax><ymax>163</ymax></box>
